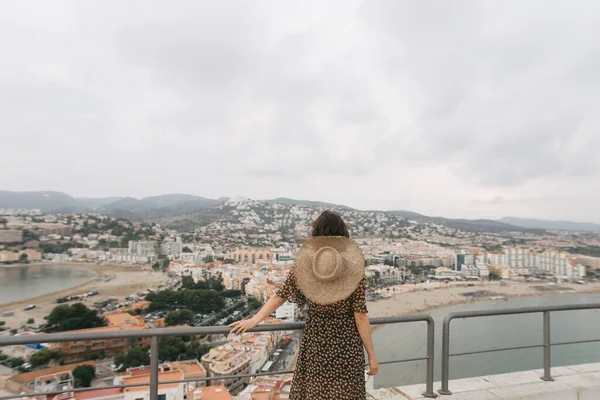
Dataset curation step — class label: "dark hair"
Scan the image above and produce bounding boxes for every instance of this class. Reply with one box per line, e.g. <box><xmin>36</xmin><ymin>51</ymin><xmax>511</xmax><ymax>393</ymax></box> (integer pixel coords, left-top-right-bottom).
<box><xmin>311</xmin><ymin>210</ymin><xmax>349</xmax><ymax>238</ymax></box>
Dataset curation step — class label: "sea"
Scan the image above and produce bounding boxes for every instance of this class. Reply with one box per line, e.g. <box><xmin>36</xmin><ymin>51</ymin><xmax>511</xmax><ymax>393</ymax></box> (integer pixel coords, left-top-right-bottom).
<box><xmin>373</xmin><ymin>293</ymin><xmax>600</xmax><ymax>389</ymax></box>
<box><xmin>0</xmin><ymin>264</ymin><xmax>97</xmax><ymax>304</ymax></box>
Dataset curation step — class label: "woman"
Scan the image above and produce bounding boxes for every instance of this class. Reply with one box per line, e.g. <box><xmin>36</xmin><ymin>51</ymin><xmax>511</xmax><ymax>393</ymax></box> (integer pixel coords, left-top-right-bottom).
<box><xmin>230</xmin><ymin>210</ymin><xmax>378</xmax><ymax>399</ymax></box>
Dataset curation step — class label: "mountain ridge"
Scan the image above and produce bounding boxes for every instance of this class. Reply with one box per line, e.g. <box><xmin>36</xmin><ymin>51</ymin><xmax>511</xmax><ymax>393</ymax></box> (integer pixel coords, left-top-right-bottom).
<box><xmin>0</xmin><ymin>189</ymin><xmax>578</xmax><ymax>234</ymax></box>
<box><xmin>500</xmin><ymin>217</ymin><xmax>600</xmax><ymax>231</ymax></box>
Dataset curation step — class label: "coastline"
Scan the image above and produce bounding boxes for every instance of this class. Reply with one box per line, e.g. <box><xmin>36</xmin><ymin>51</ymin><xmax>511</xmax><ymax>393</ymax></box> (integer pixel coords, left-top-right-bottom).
<box><xmin>368</xmin><ymin>281</ymin><xmax>600</xmax><ymax>332</ymax></box>
<box><xmin>0</xmin><ymin>263</ymin><xmax>168</xmax><ymax>329</ymax></box>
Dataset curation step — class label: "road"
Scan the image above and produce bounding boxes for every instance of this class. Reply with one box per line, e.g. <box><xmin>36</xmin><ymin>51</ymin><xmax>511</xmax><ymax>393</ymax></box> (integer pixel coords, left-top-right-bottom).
<box><xmin>271</xmin><ymin>331</ymin><xmax>301</xmax><ymax>372</ymax></box>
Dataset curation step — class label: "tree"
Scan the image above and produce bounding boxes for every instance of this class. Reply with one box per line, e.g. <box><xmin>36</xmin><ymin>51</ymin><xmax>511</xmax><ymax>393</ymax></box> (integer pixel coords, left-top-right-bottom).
<box><xmin>29</xmin><ymin>349</ymin><xmax>64</xmax><ymax>367</ymax></box>
<box><xmin>183</xmin><ymin>246</ymin><xmax>193</xmax><ymax>253</ymax></box>
<box><xmin>221</xmin><ymin>290</ymin><xmax>242</xmax><ymax>298</ymax></box>
<box><xmin>114</xmin><ymin>346</ymin><xmax>150</xmax><ymax>372</ymax></box>
<box><xmin>73</xmin><ymin>365</ymin><xmax>96</xmax><ymax>388</ymax></box>
<box><xmin>19</xmin><ymin>253</ymin><xmax>28</xmax><ymax>262</ymax></box>
<box><xmin>161</xmin><ymin>258</ymin><xmax>170</xmax><ymax>269</ymax></box>
<box><xmin>158</xmin><ymin>337</ymin><xmax>187</xmax><ymax>362</ymax></box>
<box><xmin>184</xmin><ymin>339</ymin><xmax>211</xmax><ymax>360</ymax></box>
<box><xmin>152</xmin><ymin>262</ymin><xmax>160</xmax><ymax>271</ymax></box>
<box><xmin>146</xmin><ymin>289</ymin><xmax>225</xmax><ymax>314</ymax></box>
<box><xmin>489</xmin><ymin>271</ymin><xmax>502</xmax><ymax>281</ymax></box>
<box><xmin>181</xmin><ymin>275</ymin><xmax>195</xmax><ymax>290</ymax></box>
<box><xmin>44</xmin><ymin>303</ymin><xmax>106</xmax><ymax>333</ymax></box>
<box><xmin>22</xmin><ymin>229</ymin><xmax>40</xmax><ymax>242</ymax></box>
<box><xmin>8</xmin><ymin>357</ymin><xmax>25</xmax><ymax>368</ymax></box>
<box><xmin>247</xmin><ymin>298</ymin><xmax>263</xmax><ymax>311</ymax></box>
<box><xmin>27</xmin><ymin>318</ymin><xmax>34</xmax><ymax>324</ymax></box>
<box><xmin>194</xmin><ymin>279</ymin><xmax>224</xmax><ymax>292</ymax></box>
<box><xmin>165</xmin><ymin>310</ymin><xmax>194</xmax><ymax>326</ymax></box>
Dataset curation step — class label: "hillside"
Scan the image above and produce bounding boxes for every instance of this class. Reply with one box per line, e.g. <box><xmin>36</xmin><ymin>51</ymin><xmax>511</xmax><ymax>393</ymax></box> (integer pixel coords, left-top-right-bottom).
<box><xmin>388</xmin><ymin>211</ymin><xmax>543</xmax><ymax>234</ymax></box>
<box><xmin>0</xmin><ymin>190</ymin><xmax>81</xmax><ymax>212</ymax></box>
<box><xmin>0</xmin><ymin>190</ymin><xmax>542</xmax><ymax>234</ymax></box>
<box><xmin>500</xmin><ymin>217</ymin><xmax>600</xmax><ymax>232</ymax></box>
<box><xmin>265</xmin><ymin>197</ymin><xmax>352</xmax><ymax>209</ymax></box>
<box><xmin>76</xmin><ymin>197</ymin><xmax>125</xmax><ymax>208</ymax></box>
<box><xmin>158</xmin><ymin>197</ymin><xmax>540</xmax><ymax>235</ymax></box>
<box><xmin>0</xmin><ymin>190</ymin><xmax>223</xmax><ymax>218</ymax></box>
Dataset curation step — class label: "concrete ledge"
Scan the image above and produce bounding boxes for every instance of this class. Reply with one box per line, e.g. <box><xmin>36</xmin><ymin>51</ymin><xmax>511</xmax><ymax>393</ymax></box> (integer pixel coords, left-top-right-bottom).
<box><xmin>367</xmin><ymin>362</ymin><xmax>600</xmax><ymax>399</ymax></box>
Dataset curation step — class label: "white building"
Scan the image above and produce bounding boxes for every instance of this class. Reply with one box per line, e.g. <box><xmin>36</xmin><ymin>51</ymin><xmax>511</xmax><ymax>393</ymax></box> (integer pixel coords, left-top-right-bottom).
<box><xmin>275</xmin><ymin>302</ymin><xmax>297</xmax><ymax>321</ymax></box>
<box><xmin>161</xmin><ymin>237</ymin><xmax>183</xmax><ymax>255</ymax></box>
<box><xmin>483</xmin><ymin>248</ymin><xmax>585</xmax><ymax>279</ymax></box>
<box><xmin>128</xmin><ymin>241</ymin><xmax>156</xmax><ymax>257</ymax></box>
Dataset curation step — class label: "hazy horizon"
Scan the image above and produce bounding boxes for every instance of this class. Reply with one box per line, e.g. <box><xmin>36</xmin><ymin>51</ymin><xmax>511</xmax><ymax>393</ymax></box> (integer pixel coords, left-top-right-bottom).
<box><xmin>1</xmin><ymin>1</ymin><xmax>599</xmax><ymax>222</ymax></box>
<box><xmin>2</xmin><ymin>188</ymin><xmax>600</xmax><ymax>224</ymax></box>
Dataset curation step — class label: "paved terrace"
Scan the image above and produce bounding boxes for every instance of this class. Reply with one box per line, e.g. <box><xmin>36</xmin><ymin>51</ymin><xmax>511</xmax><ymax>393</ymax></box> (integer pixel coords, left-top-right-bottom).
<box><xmin>368</xmin><ymin>362</ymin><xmax>600</xmax><ymax>400</ymax></box>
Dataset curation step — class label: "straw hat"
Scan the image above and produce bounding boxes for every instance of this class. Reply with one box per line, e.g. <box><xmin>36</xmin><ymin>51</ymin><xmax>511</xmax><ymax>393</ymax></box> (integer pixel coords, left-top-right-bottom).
<box><xmin>294</xmin><ymin>236</ymin><xmax>365</xmax><ymax>305</ymax></box>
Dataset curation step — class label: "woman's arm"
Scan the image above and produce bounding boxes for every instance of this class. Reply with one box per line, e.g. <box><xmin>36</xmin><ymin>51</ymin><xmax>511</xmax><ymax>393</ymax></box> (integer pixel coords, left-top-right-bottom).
<box><xmin>354</xmin><ymin>312</ymin><xmax>379</xmax><ymax>375</ymax></box>
<box><xmin>229</xmin><ymin>294</ymin><xmax>286</xmax><ymax>335</ymax></box>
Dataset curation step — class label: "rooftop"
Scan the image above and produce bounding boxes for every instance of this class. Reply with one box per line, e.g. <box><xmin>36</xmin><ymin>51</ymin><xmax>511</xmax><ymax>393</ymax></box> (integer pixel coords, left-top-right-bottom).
<box><xmin>165</xmin><ymin>360</ymin><xmax>206</xmax><ymax>377</ymax></box>
<box><xmin>104</xmin><ymin>312</ymin><xmax>145</xmax><ymax>327</ymax></box>
<box><xmin>188</xmin><ymin>385</ymin><xmax>233</xmax><ymax>400</ymax></box>
<box><xmin>10</xmin><ymin>361</ymin><xmax>96</xmax><ymax>383</ymax></box>
<box><xmin>122</xmin><ymin>369</ymin><xmax>183</xmax><ymax>392</ymax></box>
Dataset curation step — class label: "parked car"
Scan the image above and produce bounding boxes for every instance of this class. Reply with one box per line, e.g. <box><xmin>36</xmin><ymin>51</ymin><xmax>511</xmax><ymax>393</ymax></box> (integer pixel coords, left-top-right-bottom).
<box><xmin>24</xmin><ymin>305</ymin><xmax>36</xmax><ymax>311</ymax></box>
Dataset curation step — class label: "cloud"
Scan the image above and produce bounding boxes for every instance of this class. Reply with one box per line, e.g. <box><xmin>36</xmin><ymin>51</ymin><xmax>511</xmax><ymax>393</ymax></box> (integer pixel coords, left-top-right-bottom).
<box><xmin>0</xmin><ymin>0</ymin><xmax>599</xmax><ymax>222</ymax></box>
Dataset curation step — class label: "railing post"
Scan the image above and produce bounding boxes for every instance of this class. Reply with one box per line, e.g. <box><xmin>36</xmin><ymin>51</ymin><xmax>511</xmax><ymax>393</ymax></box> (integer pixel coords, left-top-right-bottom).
<box><xmin>438</xmin><ymin>316</ymin><xmax>452</xmax><ymax>395</ymax></box>
<box><xmin>541</xmin><ymin>311</ymin><xmax>554</xmax><ymax>381</ymax></box>
<box><xmin>150</xmin><ymin>335</ymin><xmax>159</xmax><ymax>400</ymax></box>
<box><xmin>422</xmin><ymin>316</ymin><xmax>437</xmax><ymax>398</ymax></box>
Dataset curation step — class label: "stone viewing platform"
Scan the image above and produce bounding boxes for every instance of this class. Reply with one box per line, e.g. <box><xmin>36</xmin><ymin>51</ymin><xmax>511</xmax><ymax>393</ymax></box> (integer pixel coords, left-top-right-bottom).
<box><xmin>368</xmin><ymin>362</ymin><xmax>600</xmax><ymax>399</ymax></box>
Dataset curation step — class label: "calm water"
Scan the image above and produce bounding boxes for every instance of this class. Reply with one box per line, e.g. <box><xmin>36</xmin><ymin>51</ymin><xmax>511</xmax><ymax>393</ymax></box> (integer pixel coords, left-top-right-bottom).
<box><xmin>373</xmin><ymin>293</ymin><xmax>600</xmax><ymax>389</ymax></box>
<box><xmin>0</xmin><ymin>264</ymin><xmax>97</xmax><ymax>304</ymax></box>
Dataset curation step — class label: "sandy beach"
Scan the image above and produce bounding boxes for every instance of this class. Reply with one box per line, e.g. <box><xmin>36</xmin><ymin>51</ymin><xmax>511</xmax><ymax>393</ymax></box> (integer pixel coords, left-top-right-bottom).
<box><xmin>367</xmin><ymin>281</ymin><xmax>600</xmax><ymax>318</ymax></box>
<box><xmin>0</xmin><ymin>263</ymin><xmax>168</xmax><ymax>329</ymax></box>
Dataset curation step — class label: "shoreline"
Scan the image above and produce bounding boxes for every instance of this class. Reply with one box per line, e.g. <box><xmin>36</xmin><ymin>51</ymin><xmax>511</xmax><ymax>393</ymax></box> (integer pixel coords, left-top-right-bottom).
<box><xmin>0</xmin><ymin>263</ymin><xmax>168</xmax><ymax>329</ymax></box>
<box><xmin>368</xmin><ymin>281</ymin><xmax>600</xmax><ymax>332</ymax></box>
<box><xmin>0</xmin><ymin>262</ymin><xmax>99</xmax><ymax>307</ymax></box>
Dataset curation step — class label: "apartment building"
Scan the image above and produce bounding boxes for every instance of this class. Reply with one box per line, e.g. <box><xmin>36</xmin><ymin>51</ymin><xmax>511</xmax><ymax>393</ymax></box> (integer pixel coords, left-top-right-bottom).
<box><xmin>161</xmin><ymin>237</ymin><xmax>183</xmax><ymax>255</ymax></box>
<box><xmin>578</xmin><ymin>255</ymin><xmax>600</xmax><ymax>268</ymax></box>
<box><xmin>50</xmin><ymin>326</ymin><xmax>150</xmax><ymax>364</ymax></box>
<box><xmin>164</xmin><ymin>360</ymin><xmax>207</xmax><ymax>389</ymax></box>
<box><xmin>228</xmin><ymin>250</ymin><xmax>274</xmax><ymax>263</ymax></box>
<box><xmin>6</xmin><ymin>361</ymin><xmax>96</xmax><ymax>394</ymax></box>
<box><xmin>201</xmin><ymin>345</ymin><xmax>252</xmax><ymax>395</ymax></box>
<box><xmin>0</xmin><ymin>249</ymin><xmax>42</xmax><ymax>262</ymax></box>
<box><xmin>121</xmin><ymin>370</ymin><xmax>185</xmax><ymax>400</ymax></box>
<box><xmin>128</xmin><ymin>240</ymin><xmax>156</xmax><ymax>257</ymax></box>
<box><xmin>476</xmin><ymin>248</ymin><xmax>585</xmax><ymax>279</ymax></box>
<box><xmin>0</xmin><ymin>229</ymin><xmax>23</xmax><ymax>243</ymax></box>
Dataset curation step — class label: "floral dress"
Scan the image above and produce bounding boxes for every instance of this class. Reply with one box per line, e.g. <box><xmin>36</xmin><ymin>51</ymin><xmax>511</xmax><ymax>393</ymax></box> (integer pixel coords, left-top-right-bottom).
<box><xmin>276</xmin><ymin>269</ymin><xmax>368</xmax><ymax>400</ymax></box>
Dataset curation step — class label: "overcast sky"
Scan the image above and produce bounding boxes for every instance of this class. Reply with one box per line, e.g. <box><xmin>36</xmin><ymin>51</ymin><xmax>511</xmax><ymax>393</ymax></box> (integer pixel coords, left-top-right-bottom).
<box><xmin>1</xmin><ymin>1</ymin><xmax>599</xmax><ymax>222</ymax></box>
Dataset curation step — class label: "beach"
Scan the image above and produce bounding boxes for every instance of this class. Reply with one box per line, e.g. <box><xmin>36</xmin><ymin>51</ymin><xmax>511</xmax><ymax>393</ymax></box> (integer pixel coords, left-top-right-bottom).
<box><xmin>0</xmin><ymin>263</ymin><xmax>168</xmax><ymax>329</ymax></box>
<box><xmin>367</xmin><ymin>281</ymin><xmax>600</xmax><ymax>318</ymax></box>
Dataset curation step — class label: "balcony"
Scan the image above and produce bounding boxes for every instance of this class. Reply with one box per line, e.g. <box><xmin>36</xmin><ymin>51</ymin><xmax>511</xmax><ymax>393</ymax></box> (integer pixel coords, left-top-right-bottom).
<box><xmin>2</xmin><ymin>303</ymin><xmax>600</xmax><ymax>400</ymax></box>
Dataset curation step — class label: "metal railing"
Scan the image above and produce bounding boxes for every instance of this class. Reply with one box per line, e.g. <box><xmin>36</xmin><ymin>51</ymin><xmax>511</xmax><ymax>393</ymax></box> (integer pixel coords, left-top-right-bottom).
<box><xmin>0</xmin><ymin>315</ymin><xmax>437</xmax><ymax>400</ymax></box>
<box><xmin>438</xmin><ymin>303</ymin><xmax>600</xmax><ymax>395</ymax></box>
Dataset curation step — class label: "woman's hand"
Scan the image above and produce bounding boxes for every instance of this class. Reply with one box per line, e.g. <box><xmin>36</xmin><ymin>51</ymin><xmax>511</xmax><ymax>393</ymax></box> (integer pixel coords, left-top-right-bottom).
<box><xmin>229</xmin><ymin>317</ymin><xmax>258</xmax><ymax>335</ymax></box>
<box><xmin>367</xmin><ymin>355</ymin><xmax>379</xmax><ymax>376</ymax></box>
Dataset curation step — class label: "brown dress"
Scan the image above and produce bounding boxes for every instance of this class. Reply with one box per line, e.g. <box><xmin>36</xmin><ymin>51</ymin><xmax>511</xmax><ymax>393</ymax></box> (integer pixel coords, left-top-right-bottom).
<box><xmin>276</xmin><ymin>269</ymin><xmax>368</xmax><ymax>400</ymax></box>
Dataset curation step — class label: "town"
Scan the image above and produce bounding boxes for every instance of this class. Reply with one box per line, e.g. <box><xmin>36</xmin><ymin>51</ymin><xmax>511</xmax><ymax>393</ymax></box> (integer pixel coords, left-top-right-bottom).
<box><xmin>1</xmin><ymin>198</ymin><xmax>600</xmax><ymax>399</ymax></box>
